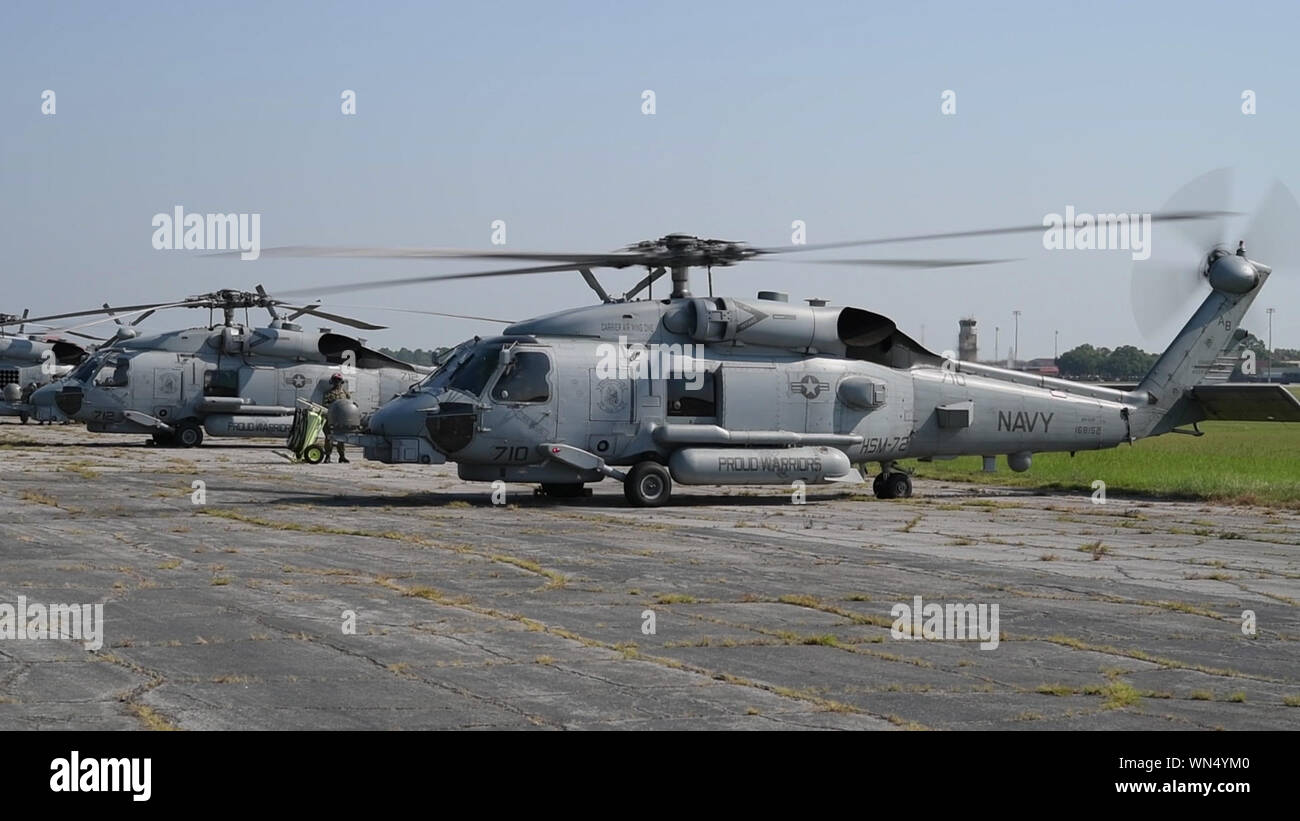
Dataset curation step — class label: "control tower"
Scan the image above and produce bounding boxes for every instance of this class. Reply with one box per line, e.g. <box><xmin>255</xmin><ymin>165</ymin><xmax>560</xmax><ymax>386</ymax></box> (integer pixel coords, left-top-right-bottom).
<box><xmin>958</xmin><ymin>318</ymin><xmax>978</xmax><ymax>362</ymax></box>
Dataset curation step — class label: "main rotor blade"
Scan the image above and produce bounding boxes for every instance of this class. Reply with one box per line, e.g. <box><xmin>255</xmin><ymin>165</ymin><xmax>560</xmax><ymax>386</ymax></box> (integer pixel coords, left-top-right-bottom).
<box><xmin>753</xmin><ymin>211</ymin><xmax>1237</xmax><ymax>255</ymax></box>
<box><xmin>277</xmin><ymin>262</ymin><xmax>586</xmax><ymax>299</ymax></box>
<box><xmin>280</xmin><ymin>304</ymin><xmax>387</xmax><ymax>330</ymax></box>
<box><xmin>753</xmin><ymin>257</ymin><xmax>1021</xmax><ymax>269</ymax></box>
<box><xmin>325</xmin><ymin>304</ymin><xmax>515</xmax><ymax>324</ymax></box>
<box><xmin>18</xmin><ymin>321</ymin><xmax>107</xmax><ymax>341</ymax></box>
<box><xmin>1</xmin><ymin>301</ymin><xmax>200</xmax><ymax>327</ymax></box>
<box><xmin>221</xmin><ymin>245</ymin><xmax>640</xmax><ymax>266</ymax></box>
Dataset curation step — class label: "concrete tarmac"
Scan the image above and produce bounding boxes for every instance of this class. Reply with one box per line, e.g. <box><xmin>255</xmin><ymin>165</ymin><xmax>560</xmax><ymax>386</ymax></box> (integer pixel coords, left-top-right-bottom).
<box><xmin>1</xmin><ymin>422</ymin><xmax>1297</xmax><ymax>730</ymax></box>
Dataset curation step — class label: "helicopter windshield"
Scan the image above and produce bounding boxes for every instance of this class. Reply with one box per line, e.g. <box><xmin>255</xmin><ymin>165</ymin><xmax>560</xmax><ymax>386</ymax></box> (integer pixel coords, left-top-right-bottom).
<box><xmin>413</xmin><ymin>340</ymin><xmax>504</xmax><ymax>397</ymax></box>
<box><xmin>413</xmin><ymin>341</ymin><xmax>471</xmax><ymax>394</ymax></box>
<box><xmin>69</xmin><ymin>353</ymin><xmax>102</xmax><ymax>383</ymax></box>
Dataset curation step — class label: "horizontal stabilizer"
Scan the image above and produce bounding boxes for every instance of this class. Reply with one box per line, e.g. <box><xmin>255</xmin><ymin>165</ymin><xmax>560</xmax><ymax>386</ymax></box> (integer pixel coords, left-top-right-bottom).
<box><xmin>1189</xmin><ymin>384</ymin><xmax>1300</xmax><ymax>422</ymax></box>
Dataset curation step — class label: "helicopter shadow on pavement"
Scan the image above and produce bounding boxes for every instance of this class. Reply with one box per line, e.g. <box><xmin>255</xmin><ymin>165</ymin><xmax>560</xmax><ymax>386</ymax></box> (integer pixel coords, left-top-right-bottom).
<box><xmin>0</xmin><ymin>438</ymin><xmax>273</xmax><ymax>451</ymax></box>
<box><xmin>256</xmin><ymin>487</ymin><xmax>857</xmax><ymax>510</ymax></box>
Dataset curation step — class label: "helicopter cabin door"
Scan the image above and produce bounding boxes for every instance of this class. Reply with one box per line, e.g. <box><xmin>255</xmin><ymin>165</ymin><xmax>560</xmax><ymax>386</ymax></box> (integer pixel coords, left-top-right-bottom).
<box><xmin>240</xmin><ymin>366</ymin><xmax>278</xmax><ymax>404</ymax></box>
<box><xmin>484</xmin><ymin>347</ymin><xmax>558</xmax><ymax>455</ymax></box>
<box><xmin>718</xmin><ymin>362</ymin><xmax>779</xmax><ymax>431</ymax></box>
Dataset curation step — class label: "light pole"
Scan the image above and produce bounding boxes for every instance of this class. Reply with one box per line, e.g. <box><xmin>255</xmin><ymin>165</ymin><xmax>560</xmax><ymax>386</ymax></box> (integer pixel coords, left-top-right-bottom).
<box><xmin>1054</xmin><ymin>329</ymin><xmax>1059</xmax><ymax>363</ymax></box>
<box><xmin>995</xmin><ymin>326</ymin><xmax>1000</xmax><ymax>363</ymax></box>
<box><xmin>1266</xmin><ymin>308</ymin><xmax>1275</xmax><ymax>382</ymax></box>
<box><xmin>1012</xmin><ymin>310</ymin><xmax>1021</xmax><ymax>368</ymax></box>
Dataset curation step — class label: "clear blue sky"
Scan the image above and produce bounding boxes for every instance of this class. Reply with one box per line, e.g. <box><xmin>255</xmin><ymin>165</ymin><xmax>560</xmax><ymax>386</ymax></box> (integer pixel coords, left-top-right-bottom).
<box><xmin>2</xmin><ymin>0</ymin><xmax>1297</xmax><ymax>357</ymax></box>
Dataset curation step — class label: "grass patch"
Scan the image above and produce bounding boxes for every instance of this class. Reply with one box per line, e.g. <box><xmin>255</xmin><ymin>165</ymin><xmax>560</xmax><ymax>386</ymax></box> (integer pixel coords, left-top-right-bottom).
<box><xmin>1035</xmin><ymin>683</ymin><xmax>1074</xmax><ymax>697</ymax></box>
<box><xmin>654</xmin><ymin>593</ymin><xmax>697</xmax><ymax>605</ymax></box>
<box><xmin>1100</xmin><ymin>682</ymin><xmax>1142</xmax><ymax>710</ymax></box>
<box><xmin>18</xmin><ymin>489</ymin><xmax>60</xmax><ymax>507</ymax></box>
<box><xmin>1078</xmin><ymin>540</ymin><xmax>1108</xmax><ymax>560</ymax></box>
<box><xmin>911</xmin><ymin>419</ymin><xmax>1300</xmax><ymax>508</ymax></box>
<box><xmin>126</xmin><ymin>703</ymin><xmax>177</xmax><ymax>731</ymax></box>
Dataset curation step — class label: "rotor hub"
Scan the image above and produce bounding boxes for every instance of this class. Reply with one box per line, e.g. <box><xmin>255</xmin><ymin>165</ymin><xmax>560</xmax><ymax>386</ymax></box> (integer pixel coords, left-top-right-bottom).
<box><xmin>623</xmin><ymin>234</ymin><xmax>755</xmax><ymax>271</ymax></box>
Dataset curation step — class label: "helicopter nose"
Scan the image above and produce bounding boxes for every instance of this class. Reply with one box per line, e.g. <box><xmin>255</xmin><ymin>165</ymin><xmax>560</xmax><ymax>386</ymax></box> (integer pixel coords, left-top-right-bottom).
<box><xmin>30</xmin><ymin>383</ymin><xmax>58</xmax><ymax>410</ymax></box>
<box><xmin>52</xmin><ymin>384</ymin><xmax>84</xmax><ymax>417</ymax></box>
<box><xmin>368</xmin><ymin>394</ymin><xmax>435</xmax><ymax>438</ymax></box>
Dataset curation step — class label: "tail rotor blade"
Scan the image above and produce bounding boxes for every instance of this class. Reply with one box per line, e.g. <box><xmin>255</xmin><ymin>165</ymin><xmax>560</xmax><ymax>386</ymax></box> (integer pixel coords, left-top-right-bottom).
<box><xmin>1243</xmin><ymin>180</ymin><xmax>1300</xmax><ymax>269</ymax></box>
<box><xmin>1156</xmin><ymin>168</ymin><xmax>1233</xmax><ymax>251</ymax></box>
<box><xmin>1130</xmin><ymin>170</ymin><xmax>1237</xmax><ymax>344</ymax></box>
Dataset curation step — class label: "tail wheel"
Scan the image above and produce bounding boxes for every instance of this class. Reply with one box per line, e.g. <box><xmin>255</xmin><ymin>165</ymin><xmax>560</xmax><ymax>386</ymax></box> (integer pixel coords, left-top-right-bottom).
<box><xmin>624</xmin><ymin>462</ymin><xmax>672</xmax><ymax>507</ymax></box>
<box><xmin>302</xmin><ymin>444</ymin><xmax>326</xmax><ymax>464</ymax></box>
<box><xmin>18</xmin><ymin>413</ymin><xmax>29</xmax><ymax>425</ymax></box>
<box><xmin>175</xmin><ymin>421</ymin><xmax>204</xmax><ymax>448</ymax></box>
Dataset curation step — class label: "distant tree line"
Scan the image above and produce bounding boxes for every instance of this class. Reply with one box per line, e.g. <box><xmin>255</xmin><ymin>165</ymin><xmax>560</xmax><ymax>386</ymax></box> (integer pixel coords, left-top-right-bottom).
<box><xmin>1056</xmin><ymin>344</ymin><xmax>1158</xmax><ymax>380</ymax></box>
<box><xmin>379</xmin><ymin>347</ymin><xmax>449</xmax><ymax>366</ymax></box>
<box><xmin>1056</xmin><ymin>337</ymin><xmax>1299</xmax><ymax>381</ymax></box>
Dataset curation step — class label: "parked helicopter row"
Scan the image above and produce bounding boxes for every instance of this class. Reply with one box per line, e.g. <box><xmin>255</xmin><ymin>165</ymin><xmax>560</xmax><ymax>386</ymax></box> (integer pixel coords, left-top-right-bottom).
<box><xmin>6</xmin><ymin>173</ymin><xmax>1299</xmax><ymax>506</ymax></box>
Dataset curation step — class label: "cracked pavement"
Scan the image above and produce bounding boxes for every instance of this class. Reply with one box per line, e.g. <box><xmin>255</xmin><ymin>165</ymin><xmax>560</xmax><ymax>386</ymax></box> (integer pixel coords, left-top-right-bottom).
<box><xmin>0</xmin><ymin>421</ymin><xmax>1297</xmax><ymax>730</ymax></box>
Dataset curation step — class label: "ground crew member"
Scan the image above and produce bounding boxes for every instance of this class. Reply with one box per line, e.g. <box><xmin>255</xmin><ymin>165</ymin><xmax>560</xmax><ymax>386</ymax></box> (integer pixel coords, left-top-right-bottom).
<box><xmin>322</xmin><ymin>373</ymin><xmax>350</xmax><ymax>463</ymax></box>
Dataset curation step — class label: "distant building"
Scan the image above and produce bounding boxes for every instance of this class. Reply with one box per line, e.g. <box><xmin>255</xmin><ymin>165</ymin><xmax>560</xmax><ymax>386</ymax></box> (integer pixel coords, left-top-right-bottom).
<box><xmin>1021</xmin><ymin>357</ymin><xmax>1059</xmax><ymax>376</ymax></box>
<box><xmin>958</xmin><ymin>318</ymin><xmax>978</xmax><ymax>362</ymax></box>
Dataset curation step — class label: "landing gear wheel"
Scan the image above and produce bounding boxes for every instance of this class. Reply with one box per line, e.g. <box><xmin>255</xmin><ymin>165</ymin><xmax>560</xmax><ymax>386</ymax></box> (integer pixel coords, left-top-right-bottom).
<box><xmin>886</xmin><ymin>472</ymin><xmax>913</xmax><ymax>499</ymax></box>
<box><xmin>175</xmin><ymin>421</ymin><xmax>204</xmax><ymax>448</ymax></box>
<box><xmin>624</xmin><ymin>462</ymin><xmax>672</xmax><ymax>507</ymax></box>
<box><xmin>872</xmin><ymin>473</ymin><xmax>888</xmax><ymax>498</ymax></box>
<box><xmin>302</xmin><ymin>444</ymin><xmax>326</xmax><ymax>464</ymax></box>
<box><xmin>18</xmin><ymin>413</ymin><xmax>28</xmax><ymax>425</ymax></box>
<box><xmin>151</xmin><ymin>431</ymin><xmax>176</xmax><ymax>447</ymax></box>
<box><xmin>540</xmin><ymin>482</ymin><xmax>586</xmax><ymax>498</ymax></box>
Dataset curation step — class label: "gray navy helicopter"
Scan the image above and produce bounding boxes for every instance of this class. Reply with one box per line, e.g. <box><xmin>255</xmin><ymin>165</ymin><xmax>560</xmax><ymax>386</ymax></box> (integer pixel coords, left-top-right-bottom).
<box><xmin>7</xmin><ymin>288</ymin><xmax>432</xmax><ymax>447</ymax></box>
<box><xmin>0</xmin><ymin>310</ymin><xmax>97</xmax><ymax>423</ymax></box>
<box><xmin>258</xmin><ymin>176</ymin><xmax>1300</xmax><ymax>505</ymax></box>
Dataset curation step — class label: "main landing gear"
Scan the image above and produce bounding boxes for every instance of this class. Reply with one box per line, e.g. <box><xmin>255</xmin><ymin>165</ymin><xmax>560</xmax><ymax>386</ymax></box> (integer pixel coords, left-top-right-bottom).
<box><xmin>624</xmin><ymin>461</ymin><xmax>672</xmax><ymax>507</ymax></box>
<box><xmin>872</xmin><ymin>462</ymin><xmax>913</xmax><ymax>499</ymax></box>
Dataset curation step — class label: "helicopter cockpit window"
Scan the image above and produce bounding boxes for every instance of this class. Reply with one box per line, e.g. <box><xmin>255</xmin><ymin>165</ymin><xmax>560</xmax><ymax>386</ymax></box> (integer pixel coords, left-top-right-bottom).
<box><xmin>491</xmin><ymin>351</ymin><xmax>551</xmax><ymax>403</ymax></box>
<box><xmin>204</xmin><ymin>369</ymin><xmax>240</xmax><ymax>397</ymax></box>
<box><xmin>70</xmin><ymin>356</ymin><xmax>99</xmax><ymax>383</ymax></box>
<box><xmin>447</xmin><ymin>343</ymin><xmax>504</xmax><ymax>396</ymax></box>
<box><xmin>93</xmin><ymin>356</ymin><xmax>130</xmax><ymax>388</ymax></box>
<box><xmin>667</xmin><ymin>370</ymin><xmax>717</xmax><ymax>418</ymax></box>
<box><xmin>414</xmin><ymin>342</ymin><xmax>471</xmax><ymax>393</ymax></box>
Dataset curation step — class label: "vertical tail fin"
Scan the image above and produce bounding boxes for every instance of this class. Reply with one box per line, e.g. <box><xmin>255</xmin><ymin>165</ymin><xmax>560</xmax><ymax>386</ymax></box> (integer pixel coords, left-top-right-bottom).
<box><xmin>1128</xmin><ymin>251</ymin><xmax>1269</xmax><ymax>438</ymax></box>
